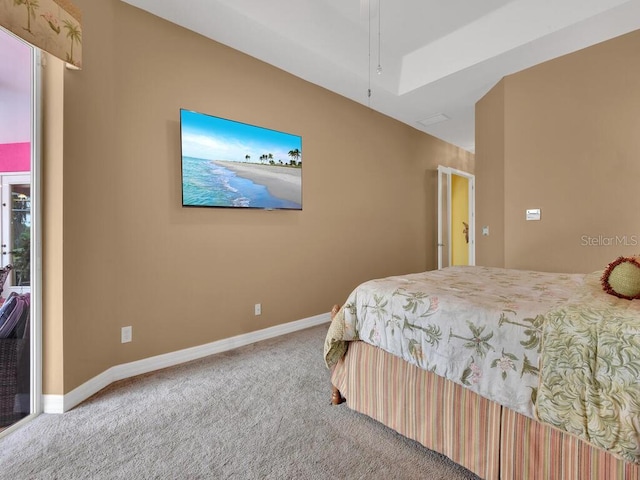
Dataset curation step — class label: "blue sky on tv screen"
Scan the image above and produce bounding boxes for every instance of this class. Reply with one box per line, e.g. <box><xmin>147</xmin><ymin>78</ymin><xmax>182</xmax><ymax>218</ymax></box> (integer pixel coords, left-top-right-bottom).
<box><xmin>180</xmin><ymin>110</ymin><xmax>301</xmax><ymax>164</ymax></box>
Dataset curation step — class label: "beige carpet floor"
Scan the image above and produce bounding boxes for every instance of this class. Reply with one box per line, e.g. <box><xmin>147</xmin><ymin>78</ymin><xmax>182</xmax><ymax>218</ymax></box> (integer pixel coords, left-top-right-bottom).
<box><xmin>0</xmin><ymin>324</ymin><xmax>479</xmax><ymax>479</ymax></box>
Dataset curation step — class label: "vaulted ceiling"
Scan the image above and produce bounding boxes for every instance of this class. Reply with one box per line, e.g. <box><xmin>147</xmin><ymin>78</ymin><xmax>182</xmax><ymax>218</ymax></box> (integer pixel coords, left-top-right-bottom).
<box><xmin>119</xmin><ymin>1</ymin><xmax>640</xmax><ymax>151</ymax></box>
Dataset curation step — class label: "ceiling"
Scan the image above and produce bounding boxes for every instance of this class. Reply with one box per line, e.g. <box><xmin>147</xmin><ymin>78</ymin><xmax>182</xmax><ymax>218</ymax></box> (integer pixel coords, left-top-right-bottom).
<box><xmin>116</xmin><ymin>2</ymin><xmax>640</xmax><ymax>150</ymax></box>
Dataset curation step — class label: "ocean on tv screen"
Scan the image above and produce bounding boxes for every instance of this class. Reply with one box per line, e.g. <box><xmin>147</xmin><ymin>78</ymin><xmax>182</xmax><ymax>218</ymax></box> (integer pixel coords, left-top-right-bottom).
<box><xmin>182</xmin><ymin>156</ymin><xmax>301</xmax><ymax>210</ymax></box>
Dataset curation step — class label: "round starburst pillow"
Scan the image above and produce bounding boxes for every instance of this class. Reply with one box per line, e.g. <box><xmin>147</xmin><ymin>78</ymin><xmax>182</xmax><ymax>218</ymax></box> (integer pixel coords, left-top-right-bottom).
<box><xmin>601</xmin><ymin>256</ymin><xmax>640</xmax><ymax>300</ymax></box>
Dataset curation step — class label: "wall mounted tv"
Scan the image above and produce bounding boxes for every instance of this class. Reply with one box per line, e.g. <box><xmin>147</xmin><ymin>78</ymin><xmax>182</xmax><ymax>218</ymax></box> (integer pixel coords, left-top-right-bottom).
<box><xmin>180</xmin><ymin>109</ymin><xmax>302</xmax><ymax>210</ymax></box>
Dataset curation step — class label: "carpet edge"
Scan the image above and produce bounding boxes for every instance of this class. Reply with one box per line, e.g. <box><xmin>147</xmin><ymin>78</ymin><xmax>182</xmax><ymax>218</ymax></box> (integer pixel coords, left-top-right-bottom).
<box><xmin>43</xmin><ymin>312</ymin><xmax>331</xmax><ymax>413</ymax></box>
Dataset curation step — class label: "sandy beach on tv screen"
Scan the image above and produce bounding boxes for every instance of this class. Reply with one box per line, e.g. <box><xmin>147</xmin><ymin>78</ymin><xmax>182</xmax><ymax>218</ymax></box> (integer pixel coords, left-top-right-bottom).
<box><xmin>214</xmin><ymin>160</ymin><xmax>302</xmax><ymax>205</ymax></box>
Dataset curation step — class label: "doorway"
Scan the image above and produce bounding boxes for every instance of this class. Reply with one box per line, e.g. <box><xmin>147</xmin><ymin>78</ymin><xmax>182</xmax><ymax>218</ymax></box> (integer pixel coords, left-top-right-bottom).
<box><xmin>437</xmin><ymin>166</ymin><xmax>475</xmax><ymax>269</ymax></box>
<box><xmin>0</xmin><ymin>27</ymin><xmax>40</xmax><ymax>433</ymax></box>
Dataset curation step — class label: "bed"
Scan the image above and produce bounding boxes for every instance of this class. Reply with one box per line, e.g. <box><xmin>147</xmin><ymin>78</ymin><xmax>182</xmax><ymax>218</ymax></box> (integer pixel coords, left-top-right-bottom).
<box><xmin>324</xmin><ymin>265</ymin><xmax>640</xmax><ymax>480</ymax></box>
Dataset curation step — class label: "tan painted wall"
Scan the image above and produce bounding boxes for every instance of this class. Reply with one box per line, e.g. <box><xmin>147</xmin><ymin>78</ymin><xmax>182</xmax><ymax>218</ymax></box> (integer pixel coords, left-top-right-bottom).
<box><xmin>42</xmin><ymin>54</ymin><xmax>65</xmax><ymax>395</ymax></box>
<box><xmin>48</xmin><ymin>0</ymin><xmax>473</xmax><ymax>393</ymax></box>
<box><xmin>476</xmin><ymin>30</ymin><xmax>640</xmax><ymax>274</ymax></box>
<box><xmin>475</xmin><ymin>80</ymin><xmax>505</xmax><ymax>267</ymax></box>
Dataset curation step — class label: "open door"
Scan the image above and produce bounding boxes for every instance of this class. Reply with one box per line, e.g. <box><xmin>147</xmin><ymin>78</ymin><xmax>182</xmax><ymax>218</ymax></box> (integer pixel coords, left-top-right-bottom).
<box><xmin>0</xmin><ymin>27</ymin><xmax>41</xmax><ymax>434</ymax></box>
<box><xmin>437</xmin><ymin>166</ymin><xmax>475</xmax><ymax>269</ymax></box>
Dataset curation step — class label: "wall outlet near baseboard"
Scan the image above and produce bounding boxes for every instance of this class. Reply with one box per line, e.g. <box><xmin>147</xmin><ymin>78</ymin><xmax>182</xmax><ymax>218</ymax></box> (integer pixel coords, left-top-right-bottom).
<box><xmin>121</xmin><ymin>326</ymin><xmax>132</xmax><ymax>343</ymax></box>
<box><xmin>254</xmin><ymin>303</ymin><xmax>261</xmax><ymax>316</ymax></box>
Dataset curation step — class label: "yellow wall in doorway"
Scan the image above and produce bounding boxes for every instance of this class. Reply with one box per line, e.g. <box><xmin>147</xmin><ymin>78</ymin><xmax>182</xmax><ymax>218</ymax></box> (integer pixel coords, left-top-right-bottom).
<box><xmin>451</xmin><ymin>175</ymin><xmax>469</xmax><ymax>265</ymax></box>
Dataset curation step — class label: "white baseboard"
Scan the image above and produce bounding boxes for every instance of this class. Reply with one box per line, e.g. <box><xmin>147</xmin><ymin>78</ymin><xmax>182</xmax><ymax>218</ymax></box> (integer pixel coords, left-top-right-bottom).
<box><xmin>43</xmin><ymin>312</ymin><xmax>331</xmax><ymax>414</ymax></box>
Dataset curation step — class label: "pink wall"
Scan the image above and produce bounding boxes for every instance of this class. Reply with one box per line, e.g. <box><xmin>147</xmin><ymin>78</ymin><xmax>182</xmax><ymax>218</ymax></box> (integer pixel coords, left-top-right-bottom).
<box><xmin>0</xmin><ymin>143</ymin><xmax>30</xmax><ymax>172</ymax></box>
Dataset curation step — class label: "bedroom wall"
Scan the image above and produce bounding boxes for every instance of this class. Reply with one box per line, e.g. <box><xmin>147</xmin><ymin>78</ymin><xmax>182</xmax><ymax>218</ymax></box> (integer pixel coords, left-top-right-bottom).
<box><xmin>48</xmin><ymin>0</ymin><xmax>473</xmax><ymax>394</ymax></box>
<box><xmin>475</xmin><ymin>80</ymin><xmax>505</xmax><ymax>268</ymax></box>
<box><xmin>42</xmin><ymin>54</ymin><xmax>65</xmax><ymax>398</ymax></box>
<box><xmin>476</xmin><ymin>29</ymin><xmax>640</xmax><ymax>273</ymax></box>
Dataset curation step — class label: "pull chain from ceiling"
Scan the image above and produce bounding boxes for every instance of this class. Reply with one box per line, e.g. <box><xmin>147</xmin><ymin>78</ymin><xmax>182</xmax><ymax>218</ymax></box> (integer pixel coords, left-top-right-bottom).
<box><xmin>367</xmin><ymin>0</ymin><xmax>381</xmax><ymax>106</ymax></box>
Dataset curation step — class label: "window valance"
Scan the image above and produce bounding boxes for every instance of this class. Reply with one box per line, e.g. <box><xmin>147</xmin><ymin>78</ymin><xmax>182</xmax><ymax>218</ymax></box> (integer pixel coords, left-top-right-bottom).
<box><xmin>0</xmin><ymin>0</ymin><xmax>82</xmax><ymax>68</ymax></box>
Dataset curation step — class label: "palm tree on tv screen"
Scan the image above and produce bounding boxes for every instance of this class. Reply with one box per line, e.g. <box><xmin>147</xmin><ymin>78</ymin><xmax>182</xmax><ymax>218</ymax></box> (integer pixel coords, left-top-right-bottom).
<box><xmin>288</xmin><ymin>148</ymin><xmax>301</xmax><ymax>167</ymax></box>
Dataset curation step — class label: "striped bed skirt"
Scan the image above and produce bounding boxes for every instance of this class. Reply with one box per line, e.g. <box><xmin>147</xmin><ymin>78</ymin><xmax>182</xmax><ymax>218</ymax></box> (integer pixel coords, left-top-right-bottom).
<box><xmin>331</xmin><ymin>341</ymin><xmax>640</xmax><ymax>480</ymax></box>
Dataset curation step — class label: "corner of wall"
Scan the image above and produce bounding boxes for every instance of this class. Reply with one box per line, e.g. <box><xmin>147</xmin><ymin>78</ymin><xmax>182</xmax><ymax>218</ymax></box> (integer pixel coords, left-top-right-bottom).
<box><xmin>42</xmin><ymin>53</ymin><xmax>65</xmax><ymax>396</ymax></box>
<box><xmin>474</xmin><ymin>79</ymin><xmax>505</xmax><ymax>268</ymax></box>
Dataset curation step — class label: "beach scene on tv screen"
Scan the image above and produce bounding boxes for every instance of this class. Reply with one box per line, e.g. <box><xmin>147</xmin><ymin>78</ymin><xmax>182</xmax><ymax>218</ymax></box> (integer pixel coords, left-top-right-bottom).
<box><xmin>181</xmin><ymin>110</ymin><xmax>302</xmax><ymax>210</ymax></box>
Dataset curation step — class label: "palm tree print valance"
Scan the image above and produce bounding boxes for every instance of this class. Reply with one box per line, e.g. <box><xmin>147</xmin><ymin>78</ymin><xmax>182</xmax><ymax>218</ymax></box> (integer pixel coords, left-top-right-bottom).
<box><xmin>0</xmin><ymin>0</ymin><xmax>82</xmax><ymax>68</ymax></box>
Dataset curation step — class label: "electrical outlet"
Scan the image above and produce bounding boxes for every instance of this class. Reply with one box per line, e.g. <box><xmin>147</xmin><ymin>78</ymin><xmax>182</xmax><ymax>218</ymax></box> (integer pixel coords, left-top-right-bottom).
<box><xmin>254</xmin><ymin>303</ymin><xmax>261</xmax><ymax>316</ymax></box>
<box><xmin>121</xmin><ymin>326</ymin><xmax>132</xmax><ymax>343</ymax></box>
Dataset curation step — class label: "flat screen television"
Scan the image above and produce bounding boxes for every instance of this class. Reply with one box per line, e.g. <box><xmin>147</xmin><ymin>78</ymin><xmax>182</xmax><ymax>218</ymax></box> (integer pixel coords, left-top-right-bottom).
<box><xmin>180</xmin><ymin>109</ymin><xmax>302</xmax><ymax>210</ymax></box>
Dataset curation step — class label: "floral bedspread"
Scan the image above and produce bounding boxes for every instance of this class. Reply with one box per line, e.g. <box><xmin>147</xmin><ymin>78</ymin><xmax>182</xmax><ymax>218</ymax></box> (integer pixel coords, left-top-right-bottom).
<box><xmin>537</xmin><ymin>272</ymin><xmax>640</xmax><ymax>464</ymax></box>
<box><xmin>324</xmin><ymin>266</ymin><xmax>586</xmax><ymax>418</ymax></box>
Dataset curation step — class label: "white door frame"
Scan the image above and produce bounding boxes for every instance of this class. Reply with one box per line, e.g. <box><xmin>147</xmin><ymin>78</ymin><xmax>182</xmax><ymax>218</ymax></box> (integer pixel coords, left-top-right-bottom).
<box><xmin>31</xmin><ymin>48</ymin><xmax>43</xmax><ymax>420</ymax></box>
<box><xmin>437</xmin><ymin>166</ymin><xmax>475</xmax><ymax>269</ymax></box>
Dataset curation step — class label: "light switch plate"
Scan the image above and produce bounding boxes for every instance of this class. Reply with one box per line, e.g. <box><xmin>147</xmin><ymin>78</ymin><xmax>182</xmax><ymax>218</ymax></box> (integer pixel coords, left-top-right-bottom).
<box><xmin>526</xmin><ymin>209</ymin><xmax>541</xmax><ymax>221</ymax></box>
